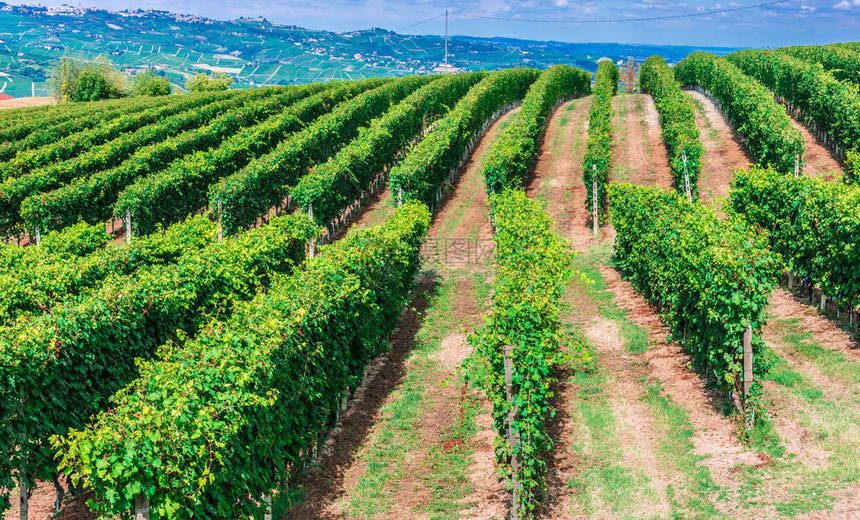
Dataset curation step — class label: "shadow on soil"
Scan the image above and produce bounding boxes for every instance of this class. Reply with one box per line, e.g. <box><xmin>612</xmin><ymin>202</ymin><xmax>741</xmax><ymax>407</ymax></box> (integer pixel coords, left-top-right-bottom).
<box><xmin>286</xmin><ymin>272</ymin><xmax>440</xmax><ymax>519</ymax></box>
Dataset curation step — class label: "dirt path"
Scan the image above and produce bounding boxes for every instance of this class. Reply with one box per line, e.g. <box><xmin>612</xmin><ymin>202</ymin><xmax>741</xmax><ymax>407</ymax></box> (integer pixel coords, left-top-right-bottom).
<box><xmin>0</xmin><ymin>97</ymin><xmax>54</xmax><ymax>110</ymax></box>
<box><xmin>746</xmin><ymin>290</ymin><xmax>860</xmax><ymax>517</ymax></box>
<box><xmin>768</xmin><ymin>289</ymin><xmax>860</xmax><ymax>364</ymax></box>
<box><xmin>600</xmin><ymin>266</ymin><xmax>765</xmax><ymax>487</ymax></box>
<box><xmin>288</xmin><ymin>108</ymin><xmax>518</xmax><ymax>520</ymax></box>
<box><xmin>786</xmin><ymin>116</ymin><xmax>844</xmax><ymax>179</ymax></box>
<box><xmin>522</xmin><ymin>98</ymin><xmax>669</xmax><ymax>517</ymax></box>
<box><xmin>518</xmin><ymin>97</ymin><xmax>655</xmax><ymax>517</ymax></box>
<box><xmin>524</xmin><ymin>97</ymin><xmax>594</xmax><ymax>250</ymax></box>
<box><xmin>609</xmin><ymin>94</ymin><xmax>673</xmax><ymax>190</ymax></box>
<box><xmin>686</xmin><ymin>90</ymin><xmax>752</xmax><ymax>207</ymax></box>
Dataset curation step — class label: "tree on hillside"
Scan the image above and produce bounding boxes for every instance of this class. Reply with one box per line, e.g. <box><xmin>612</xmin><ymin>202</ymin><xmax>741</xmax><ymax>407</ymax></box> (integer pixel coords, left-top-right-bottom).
<box><xmin>185</xmin><ymin>72</ymin><xmax>233</xmax><ymax>92</ymax></box>
<box><xmin>50</xmin><ymin>56</ymin><xmax>127</xmax><ymax>102</ymax></box>
<box><xmin>620</xmin><ymin>58</ymin><xmax>640</xmax><ymax>94</ymax></box>
<box><xmin>71</xmin><ymin>68</ymin><xmax>114</xmax><ymax>102</ymax></box>
<box><xmin>132</xmin><ymin>70</ymin><xmax>171</xmax><ymax>96</ymax></box>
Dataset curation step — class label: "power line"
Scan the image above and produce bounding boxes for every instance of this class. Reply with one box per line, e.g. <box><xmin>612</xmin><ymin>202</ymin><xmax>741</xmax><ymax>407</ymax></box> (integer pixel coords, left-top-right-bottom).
<box><xmin>1</xmin><ymin>56</ymin><xmax>62</xmax><ymax>75</ymax></box>
<box><xmin>456</xmin><ymin>0</ymin><xmax>790</xmax><ymax>24</ymax></box>
<box><xmin>398</xmin><ymin>0</ymin><xmax>790</xmax><ymax>32</ymax></box>
<box><xmin>397</xmin><ymin>13</ymin><xmax>444</xmax><ymax>32</ymax></box>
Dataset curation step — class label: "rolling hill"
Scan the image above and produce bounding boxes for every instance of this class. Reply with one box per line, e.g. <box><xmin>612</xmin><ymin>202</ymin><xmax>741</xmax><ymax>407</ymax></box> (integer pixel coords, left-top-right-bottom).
<box><xmin>0</xmin><ymin>2</ymin><xmax>739</xmax><ymax>98</ymax></box>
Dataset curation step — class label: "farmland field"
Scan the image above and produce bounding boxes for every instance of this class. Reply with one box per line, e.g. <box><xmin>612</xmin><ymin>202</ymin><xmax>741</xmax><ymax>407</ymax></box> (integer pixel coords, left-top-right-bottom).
<box><xmin>1</xmin><ymin>39</ymin><xmax>860</xmax><ymax>520</ymax></box>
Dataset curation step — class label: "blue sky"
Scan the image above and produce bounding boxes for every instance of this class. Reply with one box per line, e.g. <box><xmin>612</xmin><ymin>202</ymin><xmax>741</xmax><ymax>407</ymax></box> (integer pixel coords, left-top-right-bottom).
<box><xmin>9</xmin><ymin>1</ymin><xmax>860</xmax><ymax>47</ymax></box>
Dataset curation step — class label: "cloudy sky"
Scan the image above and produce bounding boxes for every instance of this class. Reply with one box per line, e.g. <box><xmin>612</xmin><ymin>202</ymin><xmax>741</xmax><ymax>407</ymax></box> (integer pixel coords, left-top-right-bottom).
<box><xmin>8</xmin><ymin>1</ymin><xmax>860</xmax><ymax>47</ymax></box>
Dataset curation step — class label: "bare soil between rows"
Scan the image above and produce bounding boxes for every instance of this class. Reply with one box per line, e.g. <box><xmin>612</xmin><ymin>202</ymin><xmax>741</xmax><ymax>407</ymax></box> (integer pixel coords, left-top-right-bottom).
<box><xmin>0</xmin><ymin>97</ymin><xmax>55</xmax><ymax>110</ymax></box>
<box><xmin>289</xmin><ymin>274</ymin><xmax>436</xmax><ymax>519</ymax></box>
<box><xmin>685</xmin><ymin>89</ymin><xmax>751</xmax><ymax>207</ymax></box>
<box><xmin>785</xmin><ymin>111</ymin><xmax>844</xmax><ymax>179</ymax></box>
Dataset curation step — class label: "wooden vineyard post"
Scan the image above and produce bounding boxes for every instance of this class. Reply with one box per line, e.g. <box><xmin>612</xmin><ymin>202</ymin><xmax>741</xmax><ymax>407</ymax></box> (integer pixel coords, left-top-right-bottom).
<box><xmin>592</xmin><ymin>164</ymin><xmax>598</xmax><ymax>237</ymax></box>
<box><xmin>821</xmin><ymin>292</ymin><xmax>827</xmax><ymax>314</ymax></box>
<box><xmin>851</xmin><ymin>305</ymin><xmax>860</xmax><ymax>334</ymax></box>
<box><xmin>125</xmin><ymin>210</ymin><xmax>132</xmax><ymax>243</ymax></box>
<box><xmin>134</xmin><ymin>494</ymin><xmax>150</xmax><ymax>520</ymax></box>
<box><xmin>787</xmin><ymin>271</ymin><xmax>794</xmax><ymax>291</ymax></box>
<box><xmin>18</xmin><ymin>421</ymin><xmax>28</xmax><ymax>520</ymax></box>
<box><xmin>743</xmin><ymin>325</ymin><xmax>754</xmax><ymax>431</ymax></box>
<box><xmin>503</xmin><ymin>345</ymin><xmax>520</xmax><ymax>520</ymax></box>
<box><xmin>18</xmin><ymin>473</ymin><xmax>28</xmax><ymax>520</ymax></box>
<box><xmin>794</xmin><ymin>154</ymin><xmax>800</xmax><ymax>178</ymax></box>
<box><xmin>682</xmin><ymin>153</ymin><xmax>692</xmax><ymax>203</ymax></box>
<box><xmin>263</xmin><ymin>494</ymin><xmax>273</xmax><ymax>520</ymax></box>
<box><xmin>52</xmin><ymin>476</ymin><xmax>63</xmax><ymax>514</ymax></box>
<box><xmin>217</xmin><ymin>201</ymin><xmax>223</xmax><ymax>242</ymax></box>
<box><xmin>307</xmin><ymin>204</ymin><xmax>316</xmax><ymax>259</ymax></box>
<box><xmin>850</xmin><ymin>307</ymin><xmax>856</xmax><ymax>333</ymax></box>
<box><xmin>33</xmin><ymin>227</ymin><xmax>40</xmax><ymax>246</ymax></box>
<box><xmin>398</xmin><ymin>187</ymin><xmax>403</xmax><ymax>208</ymax></box>
<box><xmin>852</xmin><ymin>307</ymin><xmax>858</xmax><ymax>334</ymax></box>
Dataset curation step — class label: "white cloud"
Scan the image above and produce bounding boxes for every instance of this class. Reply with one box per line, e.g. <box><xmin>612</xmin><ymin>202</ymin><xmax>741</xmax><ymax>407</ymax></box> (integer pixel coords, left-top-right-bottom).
<box><xmin>835</xmin><ymin>0</ymin><xmax>860</xmax><ymax>8</ymax></box>
<box><xmin>547</xmin><ymin>0</ymin><xmax>597</xmax><ymax>13</ymax></box>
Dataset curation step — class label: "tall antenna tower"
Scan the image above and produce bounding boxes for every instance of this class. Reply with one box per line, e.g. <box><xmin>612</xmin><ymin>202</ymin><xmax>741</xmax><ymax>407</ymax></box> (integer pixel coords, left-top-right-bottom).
<box><xmin>444</xmin><ymin>10</ymin><xmax>448</xmax><ymax>69</ymax></box>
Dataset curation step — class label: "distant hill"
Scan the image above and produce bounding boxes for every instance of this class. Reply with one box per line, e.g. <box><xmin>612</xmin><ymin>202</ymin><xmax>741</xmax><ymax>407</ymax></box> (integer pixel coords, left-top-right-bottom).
<box><xmin>0</xmin><ymin>2</ymin><xmax>740</xmax><ymax>98</ymax></box>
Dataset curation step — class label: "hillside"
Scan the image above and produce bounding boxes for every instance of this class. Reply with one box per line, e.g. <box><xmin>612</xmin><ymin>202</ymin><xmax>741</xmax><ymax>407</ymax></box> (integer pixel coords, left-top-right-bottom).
<box><xmin>0</xmin><ymin>2</ymin><xmax>738</xmax><ymax>97</ymax></box>
<box><xmin>1</xmin><ymin>38</ymin><xmax>860</xmax><ymax>520</ymax></box>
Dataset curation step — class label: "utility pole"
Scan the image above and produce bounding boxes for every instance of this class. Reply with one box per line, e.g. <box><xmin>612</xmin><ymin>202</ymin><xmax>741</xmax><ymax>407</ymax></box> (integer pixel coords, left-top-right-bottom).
<box><xmin>444</xmin><ymin>10</ymin><xmax>448</xmax><ymax>70</ymax></box>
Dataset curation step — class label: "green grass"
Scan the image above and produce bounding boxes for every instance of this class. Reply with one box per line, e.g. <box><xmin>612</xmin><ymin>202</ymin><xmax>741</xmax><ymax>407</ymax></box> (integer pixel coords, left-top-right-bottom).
<box><xmin>640</xmin><ymin>383</ymin><xmax>722</xmax><ymax>519</ymax></box>
<box><xmin>570</xmin><ymin>242</ymin><xmax>649</xmax><ymax>354</ymax></box>
<box><xmin>563</xmin><ymin>241</ymin><xmax>660</xmax><ymax>515</ymax></box>
<box><xmin>686</xmin><ymin>91</ymin><xmax>725</xmax><ymax>145</ymax></box>
<box><xmin>420</xmin><ymin>392</ymin><xmax>481</xmax><ymax>519</ymax></box>
<box><xmin>720</xmin><ymin>318</ymin><xmax>860</xmax><ymax>518</ymax></box>
<box><xmin>337</xmin><ymin>270</ymin><xmax>489</xmax><ymax>518</ymax></box>
<box><xmin>567</xmin><ymin>369</ymin><xmax>659</xmax><ymax>517</ymax></box>
<box><xmin>434</xmin><ymin>113</ymin><xmax>514</xmax><ymax>242</ymax></box>
<box><xmin>563</xmin><ymin>240</ymin><xmax>723</xmax><ymax>518</ymax></box>
<box><xmin>343</xmin><ymin>356</ymin><xmax>427</xmax><ymax>517</ymax></box>
<box><xmin>773</xmin><ymin>317</ymin><xmax>860</xmax><ymax>387</ymax></box>
<box><xmin>547</xmin><ymin>99</ymin><xmax>576</xmax><ymax>158</ymax></box>
<box><xmin>747</xmin><ymin>412</ymin><xmax>786</xmax><ymax>459</ymax></box>
<box><xmin>635</xmin><ymin>95</ymin><xmax>651</xmax><ymax>157</ymax></box>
